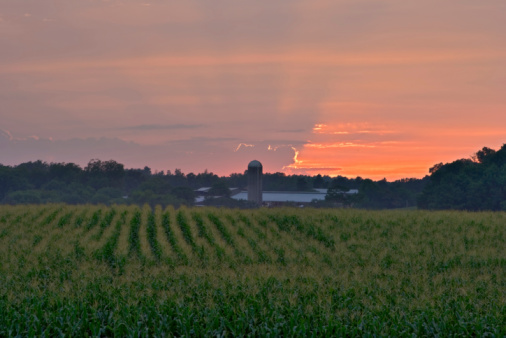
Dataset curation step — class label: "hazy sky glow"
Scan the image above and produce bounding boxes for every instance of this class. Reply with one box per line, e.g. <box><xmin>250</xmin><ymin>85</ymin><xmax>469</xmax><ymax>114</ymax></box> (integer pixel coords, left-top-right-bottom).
<box><xmin>1</xmin><ymin>0</ymin><xmax>505</xmax><ymax>180</ymax></box>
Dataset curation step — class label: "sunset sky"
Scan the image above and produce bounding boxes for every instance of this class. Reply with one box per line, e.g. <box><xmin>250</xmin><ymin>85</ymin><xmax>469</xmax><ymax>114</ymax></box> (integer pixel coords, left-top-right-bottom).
<box><xmin>1</xmin><ymin>0</ymin><xmax>505</xmax><ymax>180</ymax></box>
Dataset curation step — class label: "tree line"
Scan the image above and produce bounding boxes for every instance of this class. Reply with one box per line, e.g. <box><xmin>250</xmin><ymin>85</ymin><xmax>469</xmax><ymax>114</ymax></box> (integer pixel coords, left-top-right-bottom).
<box><xmin>0</xmin><ymin>158</ymin><xmax>429</xmax><ymax>208</ymax></box>
<box><xmin>418</xmin><ymin>144</ymin><xmax>506</xmax><ymax>211</ymax></box>
<box><xmin>2</xmin><ymin>144</ymin><xmax>504</xmax><ymax>210</ymax></box>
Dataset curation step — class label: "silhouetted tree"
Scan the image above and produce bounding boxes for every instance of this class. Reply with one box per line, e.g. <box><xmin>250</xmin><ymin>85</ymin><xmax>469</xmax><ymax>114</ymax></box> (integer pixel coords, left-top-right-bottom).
<box><xmin>419</xmin><ymin>144</ymin><xmax>506</xmax><ymax>210</ymax></box>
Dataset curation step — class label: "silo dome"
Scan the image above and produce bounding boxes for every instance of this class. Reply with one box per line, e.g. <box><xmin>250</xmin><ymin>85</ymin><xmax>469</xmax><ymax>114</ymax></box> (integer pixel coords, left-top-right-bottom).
<box><xmin>248</xmin><ymin>160</ymin><xmax>262</xmax><ymax>168</ymax></box>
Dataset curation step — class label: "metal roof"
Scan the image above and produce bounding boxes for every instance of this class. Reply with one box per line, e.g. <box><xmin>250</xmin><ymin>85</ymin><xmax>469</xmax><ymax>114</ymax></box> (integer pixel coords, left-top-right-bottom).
<box><xmin>231</xmin><ymin>191</ymin><xmax>327</xmax><ymax>203</ymax></box>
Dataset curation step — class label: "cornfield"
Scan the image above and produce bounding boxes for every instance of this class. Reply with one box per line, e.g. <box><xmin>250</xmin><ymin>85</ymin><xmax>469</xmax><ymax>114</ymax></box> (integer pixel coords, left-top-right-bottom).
<box><xmin>0</xmin><ymin>204</ymin><xmax>504</xmax><ymax>335</ymax></box>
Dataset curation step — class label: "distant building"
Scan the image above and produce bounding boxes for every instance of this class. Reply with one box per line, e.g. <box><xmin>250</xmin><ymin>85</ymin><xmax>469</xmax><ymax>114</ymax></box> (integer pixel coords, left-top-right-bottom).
<box><xmin>247</xmin><ymin>160</ymin><xmax>263</xmax><ymax>205</ymax></box>
<box><xmin>231</xmin><ymin>188</ymin><xmax>358</xmax><ymax>207</ymax></box>
<box><xmin>233</xmin><ymin>190</ymin><xmax>327</xmax><ymax>204</ymax></box>
<box><xmin>194</xmin><ymin>186</ymin><xmax>241</xmax><ymax>206</ymax></box>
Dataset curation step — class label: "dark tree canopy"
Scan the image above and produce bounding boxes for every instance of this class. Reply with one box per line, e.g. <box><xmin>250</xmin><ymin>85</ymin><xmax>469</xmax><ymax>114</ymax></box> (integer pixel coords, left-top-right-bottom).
<box><xmin>419</xmin><ymin>144</ymin><xmax>506</xmax><ymax>211</ymax></box>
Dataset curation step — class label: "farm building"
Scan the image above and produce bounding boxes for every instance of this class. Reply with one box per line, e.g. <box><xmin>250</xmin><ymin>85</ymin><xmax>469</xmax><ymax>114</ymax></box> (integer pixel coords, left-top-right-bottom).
<box><xmin>194</xmin><ymin>161</ymin><xmax>358</xmax><ymax>207</ymax></box>
<box><xmin>230</xmin><ymin>188</ymin><xmax>358</xmax><ymax>207</ymax></box>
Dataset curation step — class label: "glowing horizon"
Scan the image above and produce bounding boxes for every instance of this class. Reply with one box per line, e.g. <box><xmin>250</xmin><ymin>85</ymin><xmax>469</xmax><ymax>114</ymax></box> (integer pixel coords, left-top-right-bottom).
<box><xmin>1</xmin><ymin>1</ymin><xmax>505</xmax><ymax>181</ymax></box>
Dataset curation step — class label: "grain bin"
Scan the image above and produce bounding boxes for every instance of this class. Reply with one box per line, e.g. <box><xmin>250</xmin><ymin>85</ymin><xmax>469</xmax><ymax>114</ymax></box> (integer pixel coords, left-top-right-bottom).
<box><xmin>247</xmin><ymin>160</ymin><xmax>263</xmax><ymax>205</ymax></box>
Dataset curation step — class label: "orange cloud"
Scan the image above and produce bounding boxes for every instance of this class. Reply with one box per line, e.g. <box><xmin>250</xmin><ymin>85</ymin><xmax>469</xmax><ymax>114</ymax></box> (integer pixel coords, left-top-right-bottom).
<box><xmin>279</xmin><ymin>120</ymin><xmax>506</xmax><ymax>180</ymax></box>
<box><xmin>305</xmin><ymin>142</ymin><xmax>377</xmax><ymax>149</ymax></box>
<box><xmin>312</xmin><ymin>123</ymin><xmax>396</xmax><ymax>136</ymax></box>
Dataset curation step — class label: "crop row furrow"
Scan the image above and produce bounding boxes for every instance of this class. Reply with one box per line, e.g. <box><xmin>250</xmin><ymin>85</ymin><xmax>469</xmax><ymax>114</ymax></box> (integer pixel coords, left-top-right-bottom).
<box><xmin>147</xmin><ymin>211</ymin><xmax>162</xmax><ymax>261</ymax></box>
<box><xmin>40</xmin><ymin>208</ymin><xmax>62</xmax><ymax>227</ymax></box>
<box><xmin>224</xmin><ymin>213</ymin><xmax>257</xmax><ymax>264</ymax></box>
<box><xmin>128</xmin><ymin>210</ymin><xmax>143</xmax><ymax>260</ymax></box>
<box><xmin>30</xmin><ymin>207</ymin><xmax>49</xmax><ymax>224</ymax></box>
<box><xmin>268</xmin><ymin>214</ymin><xmax>335</xmax><ymax>249</ymax></box>
<box><xmin>161</xmin><ymin>211</ymin><xmax>188</xmax><ymax>264</ymax></box>
<box><xmin>11</xmin><ymin>212</ymin><xmax>28</xmax><ymax>225</ymax></box>
<box><xmin>237</xmin><ymin>214</ymin><xmax>274</xmax><ymax>263</ymax></box>
<box><xmin>233</xmin><ymin>215</ymin><xmax>271</xmax><ymax>263</ymax></box>
<box><xmin>207</xmin><ymin>213</ymin><xmax>235</xmax><ymax>248</ymax></box>
<box><xmin>192</xmin><ymin>212</ymin><xmax>226</xmax><ymax>262</ymax></box>
<box><xmin>176</xmin><ymin>210</ymin><xmax>205</xmax><ymax>261</ymax></box>
<box><xmin>94</xmin><ymin>208</ymin><xmax>117</xmax><ymax>239</ymax></box>
<box><xmin>86</xmin><ymin>210</ymin><xmax>102</xmax><ymax>231</ymax></box>
<box><xmin>207</xmin><ymin>212</ymin><xmax>254</xmax><ymax>264</ymax></box>
<box><xmin>192</xmin><ymin>212</ymin><xmax>215</xmax><ymax>245</ymax></box>
<box><xmin>73</xmin><ymin>209</ymin><xmax>88</xmax><ymax>228</ymax></box>
<box><xmin>57</xmin><ymin>211</ymin><xmax>74</xmax><ymax>228</ymax></box>
<box><xmin>94</xmin><ymin>210</ymin><xmax>128</xmax><ymax>271</ymax></box>
<box><xmin>176</xmin><ymin>210</ymin><xmax>195</xmax><ymax>248</ymax></box>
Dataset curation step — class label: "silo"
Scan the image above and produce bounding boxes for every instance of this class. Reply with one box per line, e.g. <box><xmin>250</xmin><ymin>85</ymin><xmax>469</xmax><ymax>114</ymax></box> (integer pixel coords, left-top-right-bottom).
<box><xmin>247</xmin><ymin>160</ymin><xmax>263</xmax><ymax>205</ymax></box>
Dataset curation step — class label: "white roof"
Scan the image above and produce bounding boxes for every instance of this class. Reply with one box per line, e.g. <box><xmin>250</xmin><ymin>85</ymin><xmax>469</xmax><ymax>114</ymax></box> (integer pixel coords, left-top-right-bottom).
<box><xmin>231</xmin><ymin>191</ymin><xmax>327</xmax><ymax>203</ymax></box>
